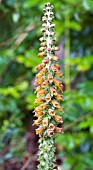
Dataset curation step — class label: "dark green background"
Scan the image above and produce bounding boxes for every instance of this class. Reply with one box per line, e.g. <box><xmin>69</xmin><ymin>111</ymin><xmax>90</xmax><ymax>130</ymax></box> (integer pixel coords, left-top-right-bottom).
<box><xmin>0</xmin><ymin>0</ymin><xmax>93</xmax><ymax>169</ymax></box>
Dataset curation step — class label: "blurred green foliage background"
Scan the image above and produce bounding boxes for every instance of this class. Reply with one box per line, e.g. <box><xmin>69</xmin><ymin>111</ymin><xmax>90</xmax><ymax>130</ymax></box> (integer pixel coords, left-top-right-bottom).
<box><xmin>0</xmin><ymin>0</ymin><xmax>93</xmax><ymax>169</ymax></box>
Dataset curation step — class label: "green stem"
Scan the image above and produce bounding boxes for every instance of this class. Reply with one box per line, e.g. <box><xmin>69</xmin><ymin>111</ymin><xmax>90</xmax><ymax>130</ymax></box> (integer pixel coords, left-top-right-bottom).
<box><xmin>64</xmin><ymin>15</ymin><xmax>70</xmax><ymax>91</ymax></box>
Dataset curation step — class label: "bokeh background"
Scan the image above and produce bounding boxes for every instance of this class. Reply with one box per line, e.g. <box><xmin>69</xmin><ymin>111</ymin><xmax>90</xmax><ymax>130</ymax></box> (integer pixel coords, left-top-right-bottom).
<box><xmin>0</xmin><ymin>0</ymin><xmax>93</xmax><ymax>169</ymax></box>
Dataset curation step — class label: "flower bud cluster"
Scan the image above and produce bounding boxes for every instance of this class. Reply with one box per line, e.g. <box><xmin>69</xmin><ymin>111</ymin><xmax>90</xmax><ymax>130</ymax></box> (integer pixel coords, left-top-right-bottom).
<box><xmin>34</xmin><ymin>2</ymin><xmax>64</xmax><ymax>170</ymax></box>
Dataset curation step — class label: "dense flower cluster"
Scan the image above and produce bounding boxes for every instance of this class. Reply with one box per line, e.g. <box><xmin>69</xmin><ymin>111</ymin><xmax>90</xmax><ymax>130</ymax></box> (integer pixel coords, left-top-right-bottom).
<box><xmin>34</xmin><ymin>2</ymin><xmax>64</xmax><ymax>170</ymax></box>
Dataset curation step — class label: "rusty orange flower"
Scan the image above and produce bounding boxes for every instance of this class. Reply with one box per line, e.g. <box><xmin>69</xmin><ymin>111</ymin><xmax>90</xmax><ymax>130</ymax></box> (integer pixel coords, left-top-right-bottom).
<box><xmin>41</xmin><ymin>102</ymin><xmax>47</xmax><ymax>110</ymax></box>
<box><xmin>37</xmin><ymin>89</ymin><xmax>46</xmax><ymax>97</ymax></box>
<box><xmin>51</xmin><ymin>100</ymin><xmax>59</xmax><ymax>108</ymax></box>
<box><xmin>57</xmin><ymin>85</ymin><xmax>63</xmax><ymax>92</ymax></box>
<box><xmin>34</xmin><ymin>118</ymin><xmax>41</xmax><ymax>126</ymax></box>
<box><xmin>50</xmin><ymin>87</ymin><xmax>57</xmax><ymax>96</ymax></box>
<box><xmin>41</xmin><ymin>80</ymin><xmax>48</xmax><ymax>88</ymax></box>
<box><xmin>35</xmin><ymin>97</ymin><xmax>42</xmax><ymax>104</ymax></box>
<box><xmin>35</xmin><ymin>77</ymin><xmax>43</xmax><ymax>85</ymax></box>
<box><xmin>55</xmin><ymin>64</ymin><xmax>61</xmax><ymax>70</ymax></box>
<box><xmin>51</xmin><ymin>65</ymin><xmax>58</xmax><ymax>72</ymax></box>
<box><xmin>53</xmin><ymin>115</ymin><xmax>62</xmax><ymax>124</ymax></box>
<box><xmin>36</xmin><ymin>126</ymin><xmax>44</xmax><ymax>134</ymax></box>
<box><xmin>57</xmin><ymin>105</ymin><xmax>63</xmax><ymax>112</ymax></box>
<box><xmin>35</xmin><ymin>111</ymin><xmax>43</xmax><ymax>117</ymax></box>
<box><xmin>55</xmin><ymin>94</ymin><xmax>62</xmax><ymax>101</ymax></box>
<box><xmin>40</xmin><ymin>67</ymin><xmax>47</xmax><ymax>74</ymax></box>
<box><xmin>49</xmin><ymin>123</ymin><xmax>55</xmax><ymax>130</ymax></box>
<box><xmin>43</xmin><ymin>117</ymin><xmax>48</xmax><ymax>127</ymax></box>
<box><xmin>55</xmin><ymin>127</ymin><xmax>62</xmax><ymax>133</ymax></box>
<box><xmin>45</xmin><ymin>93</ymin><xmax>51</xmax><ymax>102</ymax></box>
<box><xmin>48</xmin><ymin>74</ymin><xmax>53</xmax><ymax>82</ymax></box>
<box><xmin>36</xmin><ymin>63</ymin><xmax>44</xmax><ymax>70</ymax></box>
<box><xmin>36</xmin><ymin>73</ymin><xmax>42</xmax><ymax>78</ymax></box>
<box><xmin>47</xmin><ymin>129</ymin><xmax>54</xmax><ymax>137</ymax></box>
<box><xmin>34</xmin><ymin>105</ymin><xmax>42</xmax><ymax>112</ymax></box>
<box><xmin>54</xmin><ymin>79</ymin><xmax>61</xmax><ymax>87</ymax></box>
<box><xmin>55</xmin><ymin>71</ymin><xmax>62</xmax><ymax>78</ymax></box>
<box><xmin>35</xmin><ymin>86</ymin><xmax>41</xmax><ymax>93</ymax></box>
<box><xmin>48</xmin><ymin>109</ymin><xmax>56</xmax><ymax>116</ymax></box>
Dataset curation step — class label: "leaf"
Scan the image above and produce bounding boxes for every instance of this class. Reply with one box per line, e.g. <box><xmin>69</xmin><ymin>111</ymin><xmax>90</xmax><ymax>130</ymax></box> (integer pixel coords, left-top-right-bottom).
<box><xmin>83</xmin><ymin>0</ymin><xmax>93</xmax><ymax>11</ymax></box>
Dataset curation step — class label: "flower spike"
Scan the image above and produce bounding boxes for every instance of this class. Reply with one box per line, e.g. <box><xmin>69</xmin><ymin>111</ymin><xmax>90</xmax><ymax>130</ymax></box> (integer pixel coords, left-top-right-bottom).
<box><xmin>34</xmin><ymin>2</ymin><xmax>64</xmax><ymax>170</ymax></box>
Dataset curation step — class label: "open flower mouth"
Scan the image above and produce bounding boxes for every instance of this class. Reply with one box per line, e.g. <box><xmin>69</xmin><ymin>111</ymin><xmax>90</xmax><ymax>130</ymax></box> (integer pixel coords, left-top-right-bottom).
<box><xmin>48</xmin><ymin>109</ymin><xmax>56</xmax><ymax>116</ymax></box>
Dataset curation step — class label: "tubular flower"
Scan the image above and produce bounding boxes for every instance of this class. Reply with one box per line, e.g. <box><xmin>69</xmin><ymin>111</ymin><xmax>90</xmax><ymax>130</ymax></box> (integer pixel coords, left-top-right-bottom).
<box><xmin>45</xmin><ymin>93</ymin><xmax>51</xmax><ymax>102</ymax></box>
<box><xmin>34</xmin><ymin>97</ymin><xmax>42</xmax><ymax>104</ymax></box>
<box><xmin>48</xmin><ymin>109</ymin><xmax>56</xmax><ymax>116</ymax></box>
<box><xmin>36</xmin><ymin>126</ymin><xmax>45</xmax><ymax>134</ymax></box>
<box><xmin>34</xmin><ymin>2</ymin><xmax>64</xmax><ymax>170</ymax></box>
<box><xmin>43</xmin><ymin>117</ymin><xmax>48</xmax><ymax>127</ymax></box>
<box><xmin>35</xmin><ymin>111</ymin><xmax>43</xmax><ymax>118</ymax></box>
<box><xmin>48</xmin><ymin>74</ymin><xmax>53</xmax><ymax>82</ymax></box>
<box><xmin>55</xmin><ymin>127</ymin><xmax>62</xmax><ymax>133</ymax></box>
<box><xmin>50</xmin><ymin>87</ymin><xmax>57</xmax><ymax>96</ymax></box>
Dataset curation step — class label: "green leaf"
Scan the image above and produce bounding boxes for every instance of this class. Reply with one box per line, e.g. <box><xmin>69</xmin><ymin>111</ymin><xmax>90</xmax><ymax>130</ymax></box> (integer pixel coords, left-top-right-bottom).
<box><xmin>83</xmin><ymin>0</ymin><xmax>93</xmax><ymax>11</ymax></box>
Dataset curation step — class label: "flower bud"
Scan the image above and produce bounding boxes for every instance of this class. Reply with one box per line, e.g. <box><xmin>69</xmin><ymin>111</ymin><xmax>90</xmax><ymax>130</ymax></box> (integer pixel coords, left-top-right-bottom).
<box><xmin>39</xmin><ymin>37</ymin><xmax>45</xmax><ymax>42</ymax></box>
<box><xmin>47</xmin><ymin>2</ymin><xmax>51</xmax><ymax>6</ymax></box>
<box><xmin>50</xmin><ymin>32</ymin><xmax>56</xmax><ymax>36</ymax></box>
<box><xmin>40</xmin><ymin>42</ymin><xmax>46</xmax><ymax>47</ymax></box>
<box><xmin>36</xmin><ymin>63</ymin><xmax>44</xmax><ymax>70</ymax></box>
<box><xmin>43</xmin><ymin>8</ymin><xmax>46</xmax><ymax>12</ymax></box>
<box><xmin>50</xmin><ymin>24</ymin><xmax>55</xmax><ymax>28</ymax></box>
<box><xmin>52</xmin><ymin>55</ymin><xmax>60</xmax><ymax>61</ymax></box>
<box><xmin>41</xmin><ymin>28</ymin><xmax>46</xmax><ymax>33</ymax></box>
<box><xmin>47</xmin><ymin>47</ymin><xmax>51</xmax><ymax>51</ymax></box>
<box><xmin>43</xmin><ymin>57</ymin><xmax>49</xmax><ymax>64</ymax></box>
<box><xmin>38</xmin><ymin>52</ymin><xmax>46</xmax><ymax>57</ymax></box>
<box><xmin>54</xmin><ymin>46</ymin><xmax>60</xmax><ymax>51</ymax></box>
<box><xmin>39</xmin><ymin>47</ymin><xmax>45</xmax><ymax>52</ymax></box>
<box><xmin>42</xmin><ymin>23</ymin><xmax>47</xmax><ymax>27</ymax></box>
